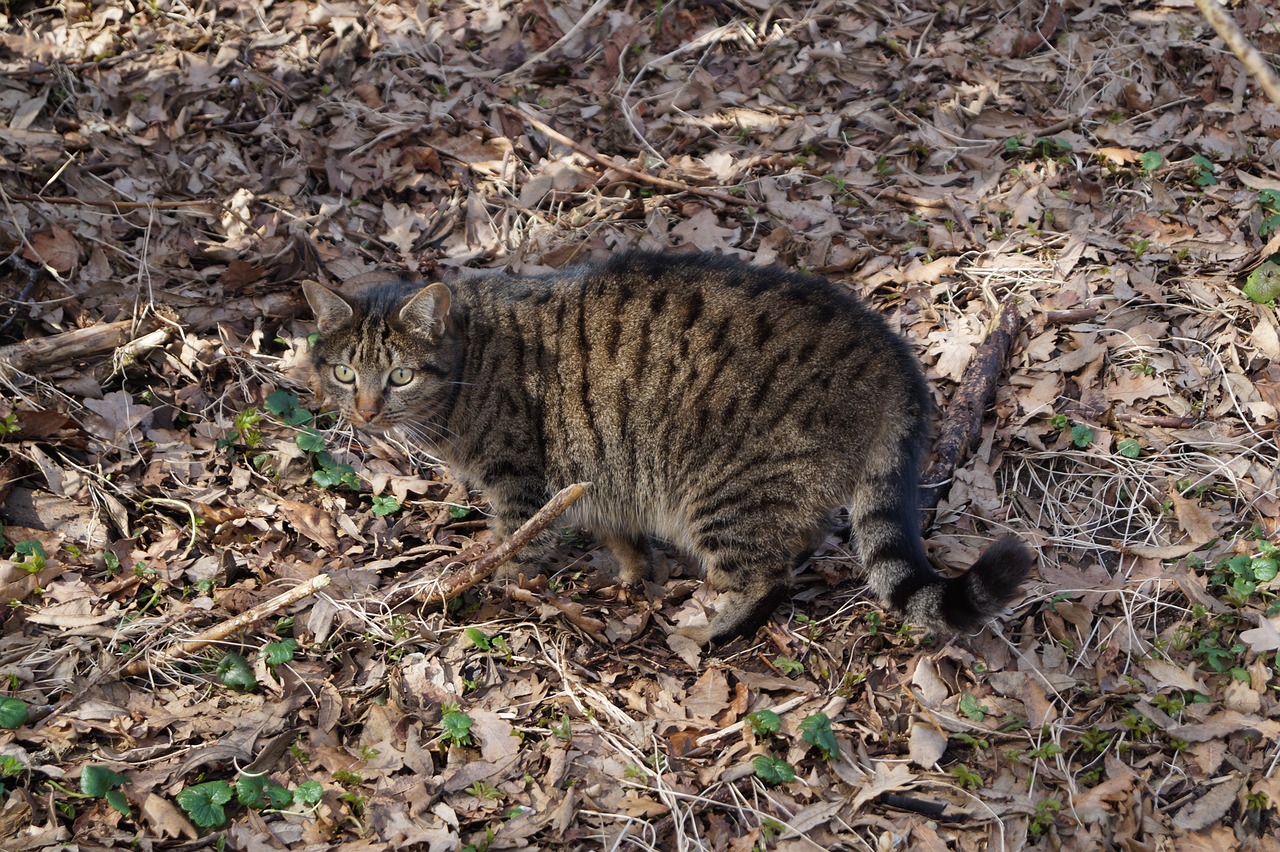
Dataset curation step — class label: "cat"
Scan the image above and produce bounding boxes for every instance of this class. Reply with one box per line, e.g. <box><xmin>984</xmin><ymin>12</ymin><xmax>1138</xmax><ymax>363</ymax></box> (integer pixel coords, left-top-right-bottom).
<box><xmin>302</xmin><ymin>250</ymin><xmax>1033</xmax><ymax>645</ymax></box>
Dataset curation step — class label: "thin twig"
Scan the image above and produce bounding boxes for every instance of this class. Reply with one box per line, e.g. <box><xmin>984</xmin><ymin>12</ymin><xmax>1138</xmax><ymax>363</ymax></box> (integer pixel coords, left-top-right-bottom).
<box><xmin>502</xmin><ymin>105</ymin><xmax>755</xmax><ymax>209</ymax></box>
<box><xmin>409</xmin><ymin>482</ymin><xmax>591</xmax><ymax>609</ymax></box>
<box><xmin>498</xmin><ymin>0</ymin><xmax>612</xmax><ymax>82</ymax></box>
<box><xmin>1195</xmin><ymin>0</ymin><xmax>1280</xmax><ymax>108</ymax></box>
<box><xmin>122</xmin><ymin>574</ymin><xmax>332</xmax><ymax>676</ymax></box>
<box><xmin>5</xmin><ymin>194</ymin><xmax>217</xmax><ymax>210</ymax></box>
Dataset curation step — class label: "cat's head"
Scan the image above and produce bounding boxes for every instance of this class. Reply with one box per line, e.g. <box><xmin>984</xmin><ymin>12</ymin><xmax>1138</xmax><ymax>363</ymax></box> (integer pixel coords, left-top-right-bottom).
<box><xmin>302</xmin><ymin>280</ymin><xmax>457</xmax><ymax>436</ymax></box>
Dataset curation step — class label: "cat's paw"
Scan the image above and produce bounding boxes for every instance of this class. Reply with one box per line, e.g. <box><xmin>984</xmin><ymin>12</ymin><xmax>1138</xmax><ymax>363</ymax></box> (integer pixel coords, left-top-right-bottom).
<box><xmin>493</xmin><ymin>558</ymin><xmax>546</xmax><ymax>583</ymax></box>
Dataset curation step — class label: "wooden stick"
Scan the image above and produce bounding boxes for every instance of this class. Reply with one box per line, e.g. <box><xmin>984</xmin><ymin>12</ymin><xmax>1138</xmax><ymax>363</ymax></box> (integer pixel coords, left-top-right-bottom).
<box><xmin>1195</xmin><ymin>0</ymin><xmax>1280</xmax><ymax>109</ymax></box>
<box><xmin>408</xmin><ymin>482</ymin><xmax>590</xmax><ymax>610</ymax></box>
<box><xmin>501</xmin><ymin>105</ymin><xmax>754</xmax><ymax>209</ymax></box>
<box><xmin>919</xmin><ymin>302</ymin><xmax>1022</xmax><ymax>519</ymax></box>
<box><xmin>0</xmin><ymin>291</ymin><xmax>303</xmax><ymax>378</ymax></box>
<box><xmin>0</xmin><ymin>317</ymin><xmax>160</xmax><ymax>377</ymax></box>
<box><xmin>121</xmin><ymin>574</ymin><xmax>331</xmax><ymax>676</ymax></box>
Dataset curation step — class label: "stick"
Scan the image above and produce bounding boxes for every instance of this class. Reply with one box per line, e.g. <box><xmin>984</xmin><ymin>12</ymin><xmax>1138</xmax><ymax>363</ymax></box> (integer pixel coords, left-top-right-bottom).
<box><xmin>402</xmin><ymin>482</ymin><xmax>590</xmax><ymax>609</ymax></box>
<box><xmin>919</xmin><ymin>302</ymin><xmax>1022</xmax><ymax>519</ymax></box>
<box><xmin>501</xmin><ymin>105</ymin><xmax>754</xmax><ymax>209</ymax></box>
<box><xmin>1195</xmin><ymin>0</ymin><xmax>1280</xmax><ymax>109</ymax></box>
<box><xmin>497</xmin><ymin>0</ymin><xmax>613</xmax><ymax>82</ymax></box>
<box><xmin>0</xmin><ymin>317</ymin><xmax>160</xmax><ymax>377</ymax></box>
<box><xmin>0</xmin><ymin>291</ymin><xmax>303</xmax><ymax>379</ymax></box>
<box><xmin>122</xmin><ymin>574</ymin><xmax>332</xmax><ymax>676</ymax></box>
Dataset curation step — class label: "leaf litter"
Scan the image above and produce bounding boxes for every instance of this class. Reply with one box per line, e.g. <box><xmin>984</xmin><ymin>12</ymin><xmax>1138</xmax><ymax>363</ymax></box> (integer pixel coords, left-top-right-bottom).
<box><xmin>1</xmin><ymin>0</ymin><xmax>1280</xmax><ymax>849</ymax></box>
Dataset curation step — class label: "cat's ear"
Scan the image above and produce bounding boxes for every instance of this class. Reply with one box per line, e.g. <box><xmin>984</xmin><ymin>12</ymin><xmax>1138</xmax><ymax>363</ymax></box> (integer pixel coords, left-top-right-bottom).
<box><xmin>302</xmin><ymin>281</ymin><xmax>354</xmax><ymax>331</ymax></box>
<box><xmin>398</xmin><ymin>282</ymin><xmax>451</xmax><ymax>336</ymax></box>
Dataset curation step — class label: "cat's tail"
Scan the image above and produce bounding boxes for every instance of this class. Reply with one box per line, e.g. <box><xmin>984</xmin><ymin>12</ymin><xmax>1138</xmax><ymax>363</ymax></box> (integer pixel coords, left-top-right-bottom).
<box><xmin>851</xmin><ymin>472</ymin><xmax>1033</xmax><ymax>633</ymax></box>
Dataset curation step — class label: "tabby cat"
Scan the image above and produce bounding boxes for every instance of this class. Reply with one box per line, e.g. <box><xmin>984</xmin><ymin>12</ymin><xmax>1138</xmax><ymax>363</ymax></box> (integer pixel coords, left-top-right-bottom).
<box><xmin>303</xmin><ymin>251</ymin><xmax>1032</xmax><ymax>645</ymax></box>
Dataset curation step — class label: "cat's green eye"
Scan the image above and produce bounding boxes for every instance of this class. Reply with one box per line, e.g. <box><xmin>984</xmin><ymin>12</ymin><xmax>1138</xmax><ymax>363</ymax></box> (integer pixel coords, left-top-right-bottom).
<box><xmin>388</xmin><ymin>367</ymin><xmax>415</xmax><ymax>387</ymax></box>
<box><xmin>333</xmin><ymin>364</ymin><xmax>356</xmax><ymax>384</ymax></box>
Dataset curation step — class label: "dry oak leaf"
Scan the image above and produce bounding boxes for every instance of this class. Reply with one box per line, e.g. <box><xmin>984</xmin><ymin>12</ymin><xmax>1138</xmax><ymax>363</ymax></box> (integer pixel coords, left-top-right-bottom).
<box><xmin>1240</xmin><ymin>615</ymin><xmax>1280</xmax><ymax>653</ymax></box>
<box><xmin>907</xmin><ymin>723</ymin><xmax>947</xmax><ymax>768</ymax></box>
<box><xmin>1139</xmin><ymin>659</ymin><xmax>1208</xmax><ymax>694</ymax></box>
<box><xmin>81</xmin><ymin>391</ymin><xmax>154</xmax><ymax>450</ymax></box>
<box><xmin>1168</xmin><ymin>488</ymin><xmax>1222</xmax><ymax>546</ymax></box>
<box><xmin>25</xmin><ymin>224</ymin><xmax>80</xmax><ymax>274</ymax></box>
<box><xmin>1173</xmin><ymin>774</ymin><xmax>1245</xmax><ymax>832</ymax></box>
<box><xmin>850</xmin><ymin>761</ymin><xmax>918</xmax><ymax>811</ymax></box>
<box><xmin>276</xmin><ymin>499</ymin><xmax>340</xmax><ymax>551</ymax></box>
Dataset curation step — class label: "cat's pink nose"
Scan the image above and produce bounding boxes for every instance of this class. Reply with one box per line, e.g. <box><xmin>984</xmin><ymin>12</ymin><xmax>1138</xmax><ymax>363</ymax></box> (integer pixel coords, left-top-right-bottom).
<box><xmin>355</xmin><ymin>396</ymin><xmax>381</xmax><ymax>423</ymax></box>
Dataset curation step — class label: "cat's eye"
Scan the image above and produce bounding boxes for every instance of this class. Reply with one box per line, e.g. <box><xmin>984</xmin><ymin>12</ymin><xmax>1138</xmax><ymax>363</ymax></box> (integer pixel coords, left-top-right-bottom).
<box><xmin>388</xmin><ymin>367</ymin><xmax>415</xmax><ymax>386</ymax></box>
<box><xmin>333</xmin><ymin>364</ymin><xmax>356</xmax><ymax>384</ymax></box>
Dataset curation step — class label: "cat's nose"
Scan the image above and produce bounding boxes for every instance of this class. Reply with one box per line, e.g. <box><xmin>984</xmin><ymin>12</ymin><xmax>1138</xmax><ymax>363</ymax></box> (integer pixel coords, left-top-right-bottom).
<box><xmin>355</xmin><ymin>395</ymin><xmax>381</xmax><ymax>423</ymax></box>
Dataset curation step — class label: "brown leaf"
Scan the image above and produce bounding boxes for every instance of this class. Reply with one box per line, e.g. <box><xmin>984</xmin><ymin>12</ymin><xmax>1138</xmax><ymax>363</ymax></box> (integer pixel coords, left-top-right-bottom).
<box><xmin>25</xmin><ymin>224</ymin><xmax>80</xmax><ymax>274</ymax></box>
<box><xmin>276</xmin><ymin>499</ymin><xmax>340</xmax><ymax>551</ymax></box>
<box><xmin>1172</xmin><ymin>774</ymin><xmax>1244</xmax><ymax>832</ymax></box>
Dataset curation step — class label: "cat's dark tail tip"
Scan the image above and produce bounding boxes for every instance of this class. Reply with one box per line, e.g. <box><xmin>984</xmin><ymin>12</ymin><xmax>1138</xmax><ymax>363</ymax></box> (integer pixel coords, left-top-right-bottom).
<box><xmin>930</xmin><ymin>536</ymin><xmax>1035</xmax><ymax>633</ymax></box>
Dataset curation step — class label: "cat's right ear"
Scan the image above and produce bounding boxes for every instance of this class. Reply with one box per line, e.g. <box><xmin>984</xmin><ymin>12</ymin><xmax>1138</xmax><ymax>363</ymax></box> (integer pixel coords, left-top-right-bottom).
<box><xmin>398</xmin><ymin>282</ymin><xmax>451</xmax><ymax>336</ymax></box>
<box><xmin>302</xmin><ymin>281</ymin><xmax>354</xmax><ymax>332</ymax></box>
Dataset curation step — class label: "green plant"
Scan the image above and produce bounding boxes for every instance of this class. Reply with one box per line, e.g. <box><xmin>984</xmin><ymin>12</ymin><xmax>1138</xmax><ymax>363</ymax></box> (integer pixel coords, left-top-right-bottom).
<box><xmin>216</xmin><ymin>652</ymin><xmax>258</xmax><ymax>692</ymax></box>
<box><xmin>773</xmin><ymin>656</ymin><xmax>804</xmax><ymax>676</ymax></box>
<box><xmin>1260</xmin><ymin>190</ymin><xmax>1280</xmax><ymax>237</ymax></box>
<box><xmin>1078</xmin><ymin>727</ymin><xmax>1110</xmax><ymax>754</ymax></box>
<box><xmin>798</xmin><ymin>713</ymin><xmax>839</xmax><ymax>760</ymax></box>
<box><xmin>1029</xmin><ymin>798</ymin><xmax>1061</xmax><ymax>837</ymax></box>
<box><xmin>958</xmin><ymin>694</ymin><xmax>987</xmax><ymax>723</ymax></box>
<box><xmin>371</xmin><ymin>495</ymin><xmax>401</xmax><ymax>517</ymax></box>
<box><xmin>1190</xmin><ymin>154</ymin><xmax>1217</xmax><ymax>187</ymax></box>
<box><xmin>12</xmin><ymin>541</ymin><xmax>46</xmax><ymax>573</ymax></box>
<box><xmin>950</xmin><ymin>763</ymin><xmax>983</xmax><ymax>789</ymax></box>
<box><xmin>81</xmin><ymin>765</ymin><xmax>131</xmax><ymax>817</ymax></box>
<box><xmin>467</xmin><ymin>780</ymin><xmax>502</xmax><ymax>800</ymax></box>
<box><xmin>441</xmin><ymin>707</ymin><xmax>474</xmax><ymax>747</ymax></box>
<box><xmin>177</xmin><ymin>780</ymin><xmax>233</xmax><ymax>828</ymax></box>
<box><xmin>1138</xmin><ymin>151</ymin><xmax>1164</xmax><ymax>172</ymax></box>
<box><xmin>952</xmin><ymin>732</ymin><xmax>989</xmax><ymax>750</ymax></box>
<box><xmin>1129</xmin><ymin>238</ymin><xmax>1151</xmax><ymax>260</ymax></box>
<box><xmin>0</xmin><ymin>413</ymin><xmax>20</xmax><ymax>436</ymax></box>
<box><xmin>236</xmin><ymin>773</ymin><xmax>293</xmax><ymax>810</ymax></box>
<box><xmin>0</xmin><ymin>754</ymin><xmax>22</xmax><ymax>778</ymax></box>
<box><xmin>1116</xmin><ymin>438</ymin><xmax>1141</xmax><ymax>459</ymax></box>
<box><xmin>0</xmin><ymin>697</ymin><xmax>29</xmax><ymax>729</ymax></box>
<box><xmin>262</xmin><ymin>639</ymin><xmax>299</xmax><ymax>668</ymax></box>
<box><xmin>746</xmin><ymin>709</ymin><xmax>781</xmax><ymax>738</ymax></box>
<box><xmin>751</xmin><ymin>755</ymin><xmax>796</xmax><ymax>785</ymax></box>
<box><xmin>1244</xmin><ymin>259</ymin><xmax>1280</xmax><ymax>305</ymax></box>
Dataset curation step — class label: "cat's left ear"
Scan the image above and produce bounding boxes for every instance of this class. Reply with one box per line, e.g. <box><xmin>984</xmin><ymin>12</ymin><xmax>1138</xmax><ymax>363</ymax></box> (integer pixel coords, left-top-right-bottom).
<box><xmin>302</xmin><ymin>281</ymin><xmax>354</xmax><ymax>332</ymax></box>
<box><xmin>398</xmin><ymin>282</ymin><xmax>452</xmax><ymax>336</ymax></box>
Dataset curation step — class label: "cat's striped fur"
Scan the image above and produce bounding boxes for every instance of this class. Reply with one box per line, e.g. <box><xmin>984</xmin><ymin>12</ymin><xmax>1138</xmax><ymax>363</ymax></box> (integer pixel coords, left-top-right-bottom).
<box><xmin>304</xmin><ymin>251</ymin><xmax>1032</xmax><ymax>645</ymax></box>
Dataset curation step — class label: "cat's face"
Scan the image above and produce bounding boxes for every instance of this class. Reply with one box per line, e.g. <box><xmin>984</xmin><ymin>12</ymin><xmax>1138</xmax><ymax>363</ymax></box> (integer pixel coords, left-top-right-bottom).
<box><xmin>302</xmin><ymin>281</ymin><xmax>456</xmax><ymax>439</ymax></box>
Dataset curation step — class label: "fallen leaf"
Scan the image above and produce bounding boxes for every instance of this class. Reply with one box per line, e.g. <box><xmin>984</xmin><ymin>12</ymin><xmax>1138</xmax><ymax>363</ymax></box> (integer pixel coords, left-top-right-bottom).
<box><xmin>1172</xmin><ymin>774</ymin><xmax>1244</xmax><ymax>832</ymax></box>
<box><xmin>851</xmin><ymin>761</ymin><xmax>917</xmax><ymax>811</ymax></box>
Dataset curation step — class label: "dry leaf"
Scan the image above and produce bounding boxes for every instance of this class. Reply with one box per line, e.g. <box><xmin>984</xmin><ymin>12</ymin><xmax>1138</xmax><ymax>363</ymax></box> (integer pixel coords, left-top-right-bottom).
<box><xmin>1172</xmin><ymin>775</ymin><xmax>1244</xmax><ymax>832</ymax></box>
<box><xmin>907</xmin><ymin>723</ymin><xmax>947</xmax><ymax>768</ymax></box>
<box><xmin>850</xmin><ymin>762</ymin><xmax>917</xmax><ymax>811</ymax></box>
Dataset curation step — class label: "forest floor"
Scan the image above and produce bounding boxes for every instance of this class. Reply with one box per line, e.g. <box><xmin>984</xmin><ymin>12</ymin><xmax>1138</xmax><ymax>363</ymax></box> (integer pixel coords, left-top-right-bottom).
<box><xmin>2</xmin><ymin>0</ymin><xmax>1280</xmax><ymax>849</ymax></box>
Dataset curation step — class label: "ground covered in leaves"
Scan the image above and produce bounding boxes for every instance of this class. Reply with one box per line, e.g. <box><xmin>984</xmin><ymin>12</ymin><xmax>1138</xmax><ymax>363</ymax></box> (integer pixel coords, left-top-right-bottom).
<box><xmin>2</xmin><ymin>0</ymin><xmax>1280</xmax><ymax>849</ymax></box>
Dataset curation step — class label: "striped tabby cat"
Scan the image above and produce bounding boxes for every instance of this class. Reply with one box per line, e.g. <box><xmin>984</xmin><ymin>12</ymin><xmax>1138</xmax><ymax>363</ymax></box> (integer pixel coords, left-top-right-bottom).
<box><xmin>303</xmin><ymin>251</ymin><xmax>1032</xmax><ymax>645</ymax></box>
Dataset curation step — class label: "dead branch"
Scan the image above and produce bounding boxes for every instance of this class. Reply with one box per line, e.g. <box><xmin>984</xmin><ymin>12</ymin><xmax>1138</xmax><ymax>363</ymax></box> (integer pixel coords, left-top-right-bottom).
<box><xmin>1044</xmin><ymin>307</ymin><xmax>1098</xmax><ymax>325</ymax></box>
<box><xmin>121</xmin><ymin>573</ymin><xmax>332</xmax><ymax>677</ymax></box>
<box><xmin>0</xmin><ymin>317</ymin><xmax>161</xmax><ymax>377</ymax></box>
<box><xmin>390</xmin><ymin>482</ymin><xmax>590</xmax><ymax>610</ymax></box>
<box><xmin>1195</xmin><ymin>0</ymin><xmax>1280</xmax><ymax>109</ymax></box>
<box><xmin>919</xmin><ymin>302</ymin><xmax>1022</xmax><ymax>520</ymax></box>
<box><xmin>0</xmin><ymin>291</ymin><xmax>303</xmax><ymax>379</ymax></box>
<box><xmin>502</xmin><ymin>105</ymin><xmax>754</xmax><ymax>209</ymax></box>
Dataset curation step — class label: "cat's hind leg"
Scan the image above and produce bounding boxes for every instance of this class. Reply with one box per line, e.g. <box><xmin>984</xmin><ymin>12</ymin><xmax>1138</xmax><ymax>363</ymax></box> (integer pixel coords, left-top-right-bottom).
<box><xmin>602</xmin><ymin>532</ymin><xmax>653</xmax><ymax>586</ymax></box>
